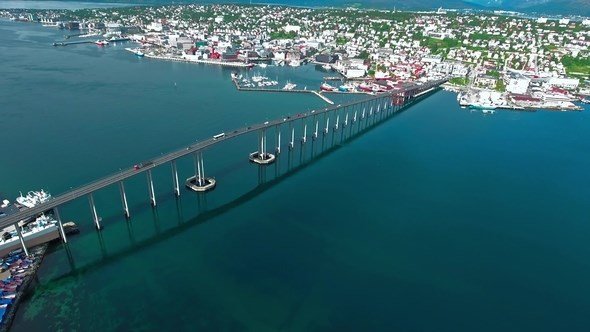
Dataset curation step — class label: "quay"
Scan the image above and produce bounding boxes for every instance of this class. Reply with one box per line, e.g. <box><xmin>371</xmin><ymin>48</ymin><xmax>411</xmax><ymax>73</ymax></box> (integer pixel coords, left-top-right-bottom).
<box><xmin>52</xmin><ymin>40</ymin><xmax>94</xmax><ymax>47</ymax></box>
<box><xmin>0</xmin><ymin>78</ymin><xmax>448</xmax><ymax>257</ymax></box>
<box><xmin>144</xmin><ymin>54</ymin><xmax>254</xmax><ymax>68</ymax></box>
<box><xmin>0</xmin><ymin>244</ymin><xmax>48</xmax><ymax>332</ymax></box>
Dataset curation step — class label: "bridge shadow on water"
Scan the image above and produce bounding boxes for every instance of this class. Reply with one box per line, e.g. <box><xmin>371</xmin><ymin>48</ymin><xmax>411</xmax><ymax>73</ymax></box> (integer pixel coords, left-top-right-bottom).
<box><xmin>41</xmin><ymin>90</ymin><xmax>438</xmax><ymax>285</ymax></box>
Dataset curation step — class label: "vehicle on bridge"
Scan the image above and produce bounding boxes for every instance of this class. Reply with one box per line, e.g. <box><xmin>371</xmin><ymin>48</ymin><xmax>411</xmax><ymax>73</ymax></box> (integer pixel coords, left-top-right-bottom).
<box><xmin>134</xmin><ymin>161</ymin><xmax>154</xmax><ymax>170</ymax></box>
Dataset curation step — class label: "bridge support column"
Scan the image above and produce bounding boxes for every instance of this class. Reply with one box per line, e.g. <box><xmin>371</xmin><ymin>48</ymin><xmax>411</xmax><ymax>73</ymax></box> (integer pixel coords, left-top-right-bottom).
<box><xmin>53</xmin><ymin>207</ymin><xmax>67</xmax><ymax>243</ymax></box>
<box><xmin>250</xmin><ymin>128</ymin><xmax>275</xmax><ymax>165</ymax></box>
<box><xmin>276</xmin><ymin>126</ymin><xmax>281</xmax><ymax>154</ymax></box>
<box><xmin>324</xmin><ymin>115</ymin><xmax>330</xmax><ymax>135</ymax></box>
<box><xmin>88</xmin><ymin>193</ymin><xmax>102</xmax><ymax>230</ymax></box>
<box><xmin>14</xmin><ymin>225</ymin><xmax>29</xmax><ymax>257</ymax></box>
<box><xmin>119</xmin><ymin>181</ymin><xmax>130</xmax><ymax>218</ymax></box>
<box><xmin>302</xmin><ymin>123</ymin><xmax>307</xmax><ymax>144</ymax></box>
<box><xmin>335</xmin><ymin>113</ymin><xmax>340</xmax><ymax>131</ymax></box>
<box><xmin>171</xmin><ymin>161</ymin><xmax>180</xmax><ymax>197</ymax></box>
<box><xmin>146</xmin><ymin>169</ymin><xmax>156</xmax><ymax>207</ymax></box>
<box><xmin>186</xmin><ymin>152</ymin><xmax>216</xmax><ymax>192</ymax></box>
<box><xmin>313</xmin><ymin>118</ymin><xmax>319</xmax><ymax>140</ymax></box>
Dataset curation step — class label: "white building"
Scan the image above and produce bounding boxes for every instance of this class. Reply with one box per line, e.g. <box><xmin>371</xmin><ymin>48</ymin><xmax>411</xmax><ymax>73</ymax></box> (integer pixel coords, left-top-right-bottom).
<box><xmin>506</xmin><ymin>78</ymin><xmax>530</xmax><ymax>94</ymax></box>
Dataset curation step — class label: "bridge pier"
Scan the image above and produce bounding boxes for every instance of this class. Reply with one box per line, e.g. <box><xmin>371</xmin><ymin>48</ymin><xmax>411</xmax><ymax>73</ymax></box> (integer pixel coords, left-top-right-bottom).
<box><xmin>313</xmin><ymin>118</ymin><xmax>319</xmax><ymax>139</ymax></box>
<box><xmin>119</xmin><ymin>181</ymin><xmax>130</xmax><ymax>218</ymax></box>
<box><xmin>302</xmin><ymin>123</ymin><xmax>307</xmax><ymax>144</ymax></box>
<box><xmin>171</xmin><ymin>160</ymin><xmax>180</xmax><ymax>197</ymax></box>
<box><xmin>250</xmin><ymin>128</ymin><xmax>275</xmax><ymax>164</ymax></box>
<box><xmin>324</xmin><ymin>114</ymin><xmax>330</xmax><ymax>135</ymax></box>
<box><xmin>88</xmin><ymin>193</ymin><xmax>102</xmax><ymax>230</ymax></box>
<box><xmin>15</xmin><ymin>225</ymin><xmax>29</xmax><ymax>257</ymax></box>
<box><xmin>335</xmin><ymin>114</ymin><xmax>340</xmax><ymax>131</ymax></box>
<box><xmin>146</xmin><ymin>169</ymin><xmax>156</xmax><ymax>207</ymax></box>
<box><xmin>187</xmin><ymin>152</ymin><xmax>216</xmax><ymax>192</ymax></box>
<box><xmin>276</xmin><ymin>125</ymin><xmax>281</xmax><ymax>154</ymax></box>
<box><xmin>53</xmin><ymin>207</ymin><xmax>67</xmax><ymax>243</ymax></box>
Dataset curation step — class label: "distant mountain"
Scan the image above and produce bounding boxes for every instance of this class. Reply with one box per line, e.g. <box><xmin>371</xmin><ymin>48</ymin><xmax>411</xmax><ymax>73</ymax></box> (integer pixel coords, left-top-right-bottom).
<box><xmin>36</xmin><ymin>0</ymin><xmax>590</xmax><ymax>16</ymax></box>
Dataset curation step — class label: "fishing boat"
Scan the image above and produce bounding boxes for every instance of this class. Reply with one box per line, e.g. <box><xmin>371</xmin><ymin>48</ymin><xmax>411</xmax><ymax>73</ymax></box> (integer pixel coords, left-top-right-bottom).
<box><xmin>15</xmin><ymin>190</ymin><xmax>52</xmax><ymax>208</ymax></box>
<box><xmin>320</xmin><ymin>83</ymin><xmax>336</xmax><ymax>92</ymax></box>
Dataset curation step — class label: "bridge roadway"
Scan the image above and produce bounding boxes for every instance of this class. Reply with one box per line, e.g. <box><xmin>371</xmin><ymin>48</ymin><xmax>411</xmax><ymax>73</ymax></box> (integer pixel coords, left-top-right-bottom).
<box><xmin>0</xmin><ymin>79</ymin><xmax>447</xmax><ymax>229</ymax></box>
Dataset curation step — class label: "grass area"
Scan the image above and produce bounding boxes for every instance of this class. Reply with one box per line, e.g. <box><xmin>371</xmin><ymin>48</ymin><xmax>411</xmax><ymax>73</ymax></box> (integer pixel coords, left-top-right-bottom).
<box><xmin>422</xmin><ymin>37</ymin><xmax>460</xmax><ymax>54</ymax></box>
<box><xmin>495</xmin><ymin>80</ymin><xmax>506</xmax><ymax>92</ymax></box>
<box><xmin>562</xmin><ymin>56</ymin><xmax>590</xmax><ymax>76</ymax></box>
<box><xmin>270</xmin><ymin>31</ymin><xmax>297</xmax><ymax>40</ymax></box>
<box><xmin>487</xmin><ymin>70</ymin><xmax>500</xmax><ymax>78</ymax></box>
<box><xmin>449</xmin><ymin>77</ymin><xmax>469</xmax><ymax>86</ymax></box>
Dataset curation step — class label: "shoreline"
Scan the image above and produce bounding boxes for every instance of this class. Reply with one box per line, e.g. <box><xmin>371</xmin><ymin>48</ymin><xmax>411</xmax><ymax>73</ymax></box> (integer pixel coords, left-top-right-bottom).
<box><xmin>0</xmin><ymin>244</ymin><xmax>49</xmax><ymax>332</ymax></box>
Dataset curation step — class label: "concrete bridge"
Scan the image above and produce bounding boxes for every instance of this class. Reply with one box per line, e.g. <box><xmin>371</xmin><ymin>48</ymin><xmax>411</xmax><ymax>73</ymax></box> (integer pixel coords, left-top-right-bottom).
<box><xmin>0</xmin><ymin>78</ymin><xmax>448</xmax><ymax>255</ymax></box>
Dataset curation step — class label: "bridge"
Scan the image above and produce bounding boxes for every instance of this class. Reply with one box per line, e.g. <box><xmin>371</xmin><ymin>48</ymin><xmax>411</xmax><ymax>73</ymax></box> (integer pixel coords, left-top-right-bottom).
<box><xmin>0</xmin><ymin>78</ymin><xmax>448</xmax><ymax>255</ymax></box>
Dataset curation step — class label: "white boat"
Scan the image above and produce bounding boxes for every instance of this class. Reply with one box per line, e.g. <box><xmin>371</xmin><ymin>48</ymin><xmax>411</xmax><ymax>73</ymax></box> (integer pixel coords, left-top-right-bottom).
<box><xmin>581</xmin><ymin>98</ymin><xmax>590</xmax><ymax>104</ymax></box>
<box><xmin>322</xmin><ymin>64</ymin><xmax>332</xmax><ymax>71</ymax></box>
<box><xmin>16</xmin><ymin>190</ymin><xmax>52</xmax><ymax>208</ymax></box>
<box><xmin>258</xmin><ymin>63</ymin><xmax>268</xmax><ymax>68</ymax></box>
<box><xmin>283</xmin><ymin>82</ymin><xmax>297</xmax><ymax>90</ymax></box>
<box><xmin>95</xmin><ymin>40</ymin><xmax>109</xmax><ymax>46</ymax></box>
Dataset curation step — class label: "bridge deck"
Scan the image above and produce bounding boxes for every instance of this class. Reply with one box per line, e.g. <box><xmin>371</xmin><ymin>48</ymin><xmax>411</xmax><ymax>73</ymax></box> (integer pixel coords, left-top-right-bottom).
<box><xmin>0</xmin><ymin>79</ymin><xmax>447</xmax><ymax>229</ymax></box>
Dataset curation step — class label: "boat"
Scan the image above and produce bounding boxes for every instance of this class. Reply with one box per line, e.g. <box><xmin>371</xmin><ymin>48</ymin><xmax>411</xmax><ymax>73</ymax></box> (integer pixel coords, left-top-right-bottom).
<box><xmin>581</xmin><ymin>98</ymin><xmax>590</xmax><ymax>104</ymax></box>
<box><xmin>0</xmin><ymin>215</ymin><xmax>60</xmax><ymax>257</ymax></box>
<box><xmin>482</xmin><ymin>109</ymin><xmax>496</xmax><ymax>114</ymax></box>
<box><xmin>15</xmin><ymin>190</ymin><xmax>52</xmax><ymax>209</ymax></box>
<box><xmin>283</xmin><ymin>82</ymin><xmax>297</xmax><ymax>90</ymax></box>
<box><xmin>95</xmin><ymin>40</ymin><xmax>109</xmax><ymax>46</ymax></box>
<box><xmin>322</xmin><ymin>64</ymin><xmax>332</xmax><ymax>71</ymax></box>
<box><xmin>258</xmin><ymin>63</ymin><xmax>268</xmax><ymax>68</ymax></box>
<box><xmin>320</xmin><ymin>83</ymin><xmax>336</xmax><ymax>92</ymax></box>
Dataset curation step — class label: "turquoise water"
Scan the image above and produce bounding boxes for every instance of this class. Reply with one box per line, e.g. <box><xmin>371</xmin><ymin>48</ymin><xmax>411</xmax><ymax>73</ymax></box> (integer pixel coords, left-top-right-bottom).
<box><xmin>2</xmin><ymin>19</ymin><xmax>590</xmax><ymax>331</ymax></box>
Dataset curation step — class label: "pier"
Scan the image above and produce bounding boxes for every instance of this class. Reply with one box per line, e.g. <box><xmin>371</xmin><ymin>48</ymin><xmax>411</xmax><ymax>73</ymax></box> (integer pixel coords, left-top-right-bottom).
<box><xmin>52</xmin><ymin>40</ymin><xmax>94</xmax><ymax>47</ymax></box>
<box><xmin>0</xmin><ymin>78</ymin><xmax>448</xmax><ymax>255</ymax></box>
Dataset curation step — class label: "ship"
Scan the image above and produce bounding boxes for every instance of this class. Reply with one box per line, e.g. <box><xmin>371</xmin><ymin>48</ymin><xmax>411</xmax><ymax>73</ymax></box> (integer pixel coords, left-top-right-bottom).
<box><xmin>95</xmin><ymin>40</ymin><xmax>109</xmax><ymax>46</ymax></box>
<box><xmin>0</xmin><ymin>214</ymin><xmax>60</xmax><ymax>257</ymax></box>
<box><xmin>15</xmin><ymin>190</ymin><xmax>52</xmax><ymax>209</ymax></box>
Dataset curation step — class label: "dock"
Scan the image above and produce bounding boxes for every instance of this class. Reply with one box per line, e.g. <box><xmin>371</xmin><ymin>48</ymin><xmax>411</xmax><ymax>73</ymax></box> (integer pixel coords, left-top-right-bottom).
<box><xmin>144</xmin><ymin>54</ymin><xmax>254</xmax><ymax>68</ymax></box>
<box><xmin>52</xmin><ymin>40</ymin><xmax>94</xmax><ymax>47</ymax></box>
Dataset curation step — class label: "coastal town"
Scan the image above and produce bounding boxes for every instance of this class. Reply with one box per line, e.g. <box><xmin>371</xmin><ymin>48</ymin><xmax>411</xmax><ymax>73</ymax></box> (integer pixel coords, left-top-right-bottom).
<box><xmin>2</xmin><ymin>4</ymin><xmax>589</xmax><ymax>111</ymax></box>
<box><xmin>1</xmin><ymin>2</ymin><xmax>590</xmax><ymax>330</ymax></box>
